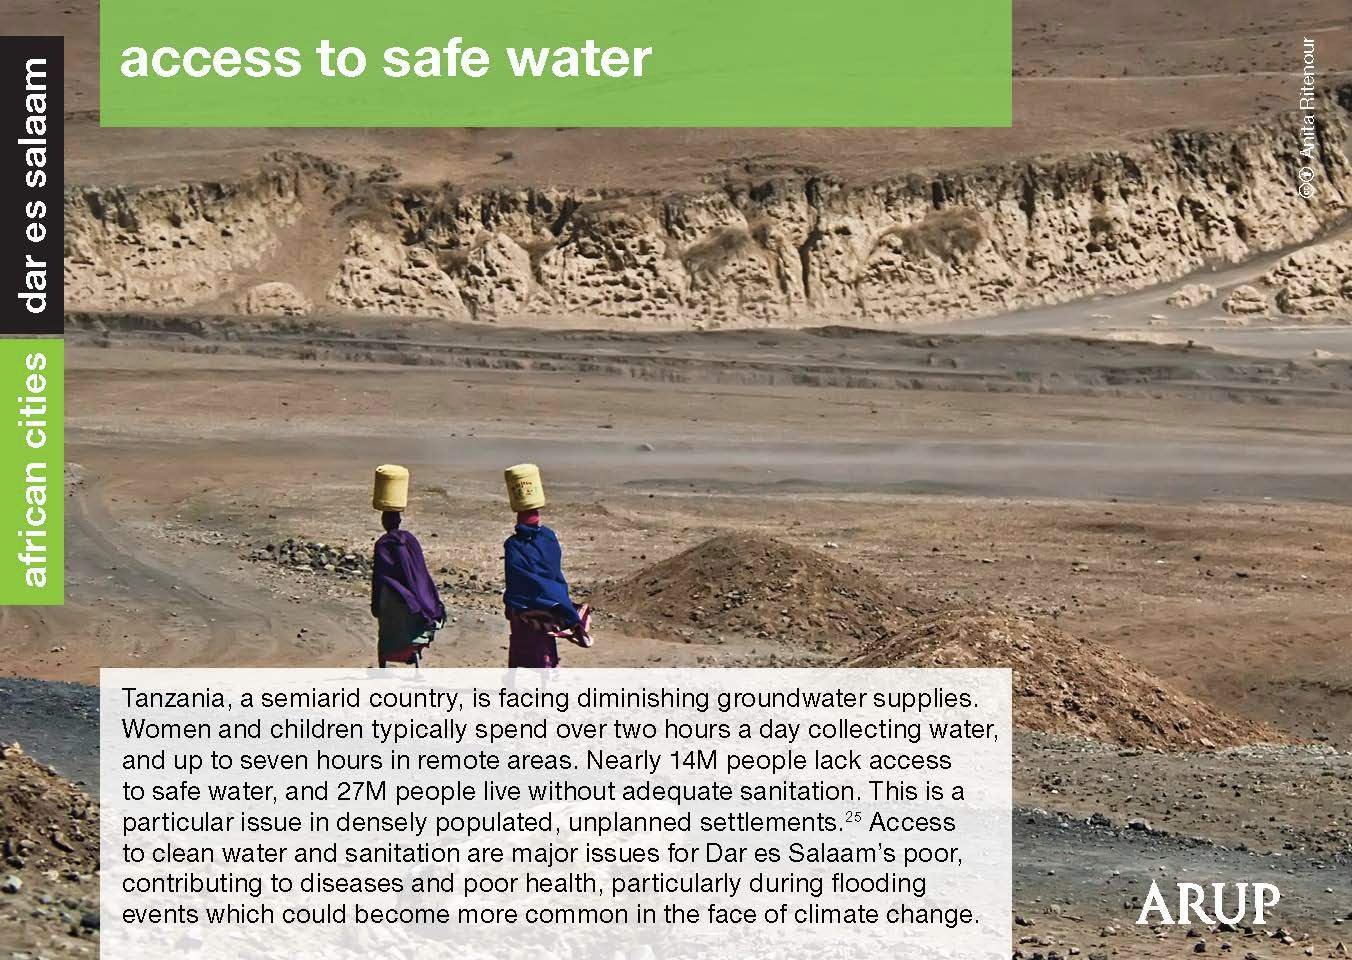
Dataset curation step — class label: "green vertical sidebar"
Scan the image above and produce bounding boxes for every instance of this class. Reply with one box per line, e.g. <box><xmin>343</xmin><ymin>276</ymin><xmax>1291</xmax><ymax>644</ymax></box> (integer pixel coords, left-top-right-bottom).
<box><xmin>0</xmin><ymin>338</ymin><xmax>63</xmax><ymax>605</ymax></box>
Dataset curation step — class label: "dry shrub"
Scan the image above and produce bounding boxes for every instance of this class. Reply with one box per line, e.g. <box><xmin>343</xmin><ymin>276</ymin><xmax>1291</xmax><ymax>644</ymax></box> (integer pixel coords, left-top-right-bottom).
<box><xmin>879</xmin><ymin>206</ymin><xmax>986</xmax><ymax>263</ymax></box>
<box><xmin>1088</xmin><ymin>203</ymin><xmax>1120</xmax><ymax>236</ymax></box>
<box><xmin>681</xmin><ymin>216</ymin><xmax>772</xmax><ymax>275</ymax></box>
<box><xmin>572</xmin><ymin>197</ymin><xmax>640</xmax><ymax>229</ymax></box>
<box><xmin>523</xmin><ymin>235</ymin><xmax>557</xmax><ymax>268</ymax></box>
<box><xmin>435</xmin><ymin>233</ymin><xmax>490</xmax><ymax>275</ymax></box>
<box><xmin>437</xmin><ymin>248</ymin><xmax>471</xmax><ymax>273</ymax></box>
<box><xmin>333</xmin><ymin>181</ymin><xmax>397</xmax><ymax>231</ymax></box>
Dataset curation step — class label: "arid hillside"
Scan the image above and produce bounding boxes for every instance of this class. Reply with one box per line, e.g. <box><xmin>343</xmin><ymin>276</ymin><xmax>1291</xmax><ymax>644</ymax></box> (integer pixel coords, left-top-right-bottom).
<box><xmin>62</xmin><ymin>90</ymin><xmax>1352</xmax><ymax>328</ymax></box>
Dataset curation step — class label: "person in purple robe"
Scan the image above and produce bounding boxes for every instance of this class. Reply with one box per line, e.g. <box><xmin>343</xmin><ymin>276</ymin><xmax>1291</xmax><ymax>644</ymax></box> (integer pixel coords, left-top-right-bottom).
<box><xmin>503</xmin><ymin>508</ymin><xmax>592</xmax><ymax>668</ymax></box>
<box><xmin>371</xmin><ymin>510</ymin><xmax>445</xmax><ymax>667</ymax></box>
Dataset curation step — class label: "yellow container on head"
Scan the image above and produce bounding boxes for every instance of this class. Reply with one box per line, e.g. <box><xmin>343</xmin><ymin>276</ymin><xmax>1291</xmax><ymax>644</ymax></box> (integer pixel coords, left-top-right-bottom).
<box><xmin>372</xmin><ymin>464</ymin><xmax>410</xmax><ymax>512</ymax></box>
<box><xmin>504</xmin><ymin>463</ymin><xmax>546</xmax><ymax>511</ymax></box>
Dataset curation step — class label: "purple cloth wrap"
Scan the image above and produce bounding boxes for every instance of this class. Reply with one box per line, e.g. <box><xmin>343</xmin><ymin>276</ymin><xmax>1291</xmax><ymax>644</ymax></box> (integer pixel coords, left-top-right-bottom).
<box><xmin>371</xmin><ymin>529</ymin><xmax>445</xmax><ymax>630</ymax></box>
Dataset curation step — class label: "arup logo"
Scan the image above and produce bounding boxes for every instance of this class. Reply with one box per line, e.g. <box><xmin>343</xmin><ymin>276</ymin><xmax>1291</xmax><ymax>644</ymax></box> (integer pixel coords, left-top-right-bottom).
<box><xmin>1137</xmin><ymin>881</ymin><xmax>1280</xmax><ymax>926</ymax></box>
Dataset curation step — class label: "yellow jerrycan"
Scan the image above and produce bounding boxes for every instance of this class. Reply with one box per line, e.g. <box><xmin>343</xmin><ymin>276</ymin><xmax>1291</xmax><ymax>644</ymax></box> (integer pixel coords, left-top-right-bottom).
<box><xmin>372</xmin><ymin>464</ymin><xmax>410</xmax><ymax>511</ymax></box>
<box><xmin>504</xmin><ymin>463</ymin><xmax>546</xmax><ymax>511</ymax></box>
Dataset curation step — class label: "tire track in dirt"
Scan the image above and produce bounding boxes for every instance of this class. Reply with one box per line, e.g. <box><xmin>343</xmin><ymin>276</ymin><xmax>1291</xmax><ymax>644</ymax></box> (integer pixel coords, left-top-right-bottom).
<box><xmin>0</xmin><ymin>470</ymin><xmax>367</xmax><ymax>683</ymax></box>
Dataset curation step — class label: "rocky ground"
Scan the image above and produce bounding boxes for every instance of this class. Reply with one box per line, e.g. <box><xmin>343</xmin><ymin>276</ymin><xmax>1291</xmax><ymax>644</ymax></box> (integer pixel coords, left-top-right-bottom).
<box><xmin>1016</xmin><ymin>734</ymin><xmax>1351</xmax><ymax>857</ymax></box>
<box><xmin>0</xmin><ymin>743</ymin><xmax>99</xmax><ymax>959</ymax></box>
<box><xmin>1011</xmin><ymin>807</ymin><xmax>1351</xmax><ymax>960</ymax></box>
<box><xmin>2</xmin><ymin>688</ymin><xmax>1347</xmax><ymax>958</ymax></box>
<box><xmin>245</xmin><ymin>537</ymin><xmax>373</xmax><ymax>581</ymax></box>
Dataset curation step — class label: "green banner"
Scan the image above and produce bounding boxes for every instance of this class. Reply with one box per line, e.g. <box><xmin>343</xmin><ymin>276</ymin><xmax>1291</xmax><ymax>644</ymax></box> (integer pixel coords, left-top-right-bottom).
<box><xmin>0</xmin><ymin>339</ymin><xmax>62</xmax><ymax>606</ymax></box>
<box><xmin>100</xmin><ymin>0</ymin><xmax>1011</xmax><ymax>127</ymax></box>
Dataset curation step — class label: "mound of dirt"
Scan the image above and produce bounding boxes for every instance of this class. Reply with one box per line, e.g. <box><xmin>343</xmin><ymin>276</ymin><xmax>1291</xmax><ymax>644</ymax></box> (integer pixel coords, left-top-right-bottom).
<box><xmin>0</xmin><ymin>743</ymin><xmax>99</xmax><ymax>950</ymax></box>
<box><xmin>595</xmin><ymin>533</ymin><xmax>914</xmax><ymax>651</ymax></box>
<box><xmin>845</xmin><ymin>610</ymin><xmax>1285</xmax><ymax>750</ymax></box>
<box><xmin>0</xmin><ymin>743</ymin><xmax>99</xmax><ymax>875</ymax></box>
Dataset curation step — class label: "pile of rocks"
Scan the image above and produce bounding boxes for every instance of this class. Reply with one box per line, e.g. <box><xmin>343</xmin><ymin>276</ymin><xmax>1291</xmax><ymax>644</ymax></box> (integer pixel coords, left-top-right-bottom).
<box><xmin>237</xmin><ymin>281</ymin><xmax>312</xmax><ymax>316</ymax></box>
<box><xmin>1222</xmin><ymin>284</ymin><xmax>1270</xmax><ymax>315</ymax></box>
<box><xmin>0</xmin><ymin>743</ymin><xmax>99</xmax><ymax>948</ymax></box>
<box><xmin>1165</xmin><ymin>282</ymin><xmax>1215</xmax><ymax>308</ymax></box>
<box><xmin>1265</xmin><ymin>237</ymin><xmax>1352</xmax><ymax>316</ymax></box>
<box><xmin>247</xmin><ymin>538</ymin><xmax>371</xmax><ymax>579</ymax></box>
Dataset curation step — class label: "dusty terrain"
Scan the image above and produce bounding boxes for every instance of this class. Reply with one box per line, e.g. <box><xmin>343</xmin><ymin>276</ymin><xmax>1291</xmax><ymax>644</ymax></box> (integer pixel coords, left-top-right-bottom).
<box><xmin>10</xmin><ymin>320</ymin><xmax>1352</xmax><ymax>942</ymax></box>
<box><xmin>3</xmin><ymin>0</ymin><xmax>1351</xmax><ymax>953</ymax></box>
<box><xmin>5</xmin><ymin>305</ymin><xmax>1352</xmax><ymax>954</ymax></box>
<box><xmin>596</xmin><ymin>532</ymin><xmax>920</xmax><ymax>654</ymax></box>
<box><xmin>846</xmin><ymin>609</ymin><xmax>1288</xmax><ymax>749</ymax></box>
<box><xmin>33</xmin><ymin>320</ymin><xmax>1352</xmax><ymax>739</ymax></box>
<box><xmin>0</xmin><ymin>320</ymin><xmax>1349</xmax><ymax>954</ymax></box>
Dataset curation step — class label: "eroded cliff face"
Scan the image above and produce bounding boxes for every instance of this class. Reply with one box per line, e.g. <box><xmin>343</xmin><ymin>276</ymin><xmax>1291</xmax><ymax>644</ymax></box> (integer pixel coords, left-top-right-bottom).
<box><xmin>1263</xmin><ymin>237</ymin><xmax>1352</xmax><ymax>314</ymax></box>
<box><xmin>65</xmin><ymin>159</ymin><xmax>334</xmax><ymax>311</ymax></box>
<box><xmin>64</xmin><ymin>91</ymin><xmax>1352</xmax><ymax>327</ymax></box>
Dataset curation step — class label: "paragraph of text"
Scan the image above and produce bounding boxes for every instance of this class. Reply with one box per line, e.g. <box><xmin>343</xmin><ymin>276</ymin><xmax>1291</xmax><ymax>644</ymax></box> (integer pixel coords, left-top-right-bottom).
<box><xmin>101</xmin><ymin>667</ymin><xmax>1012</xmax><ymax>959</ymax></box>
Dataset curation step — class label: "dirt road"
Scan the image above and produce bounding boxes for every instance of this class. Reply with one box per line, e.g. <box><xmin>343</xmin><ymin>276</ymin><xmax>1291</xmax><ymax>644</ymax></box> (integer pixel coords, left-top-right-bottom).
<box><xmin>923</xmin><ymin>223</ymin><xmax>1352</xmax><ymax>358</ymax></box>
